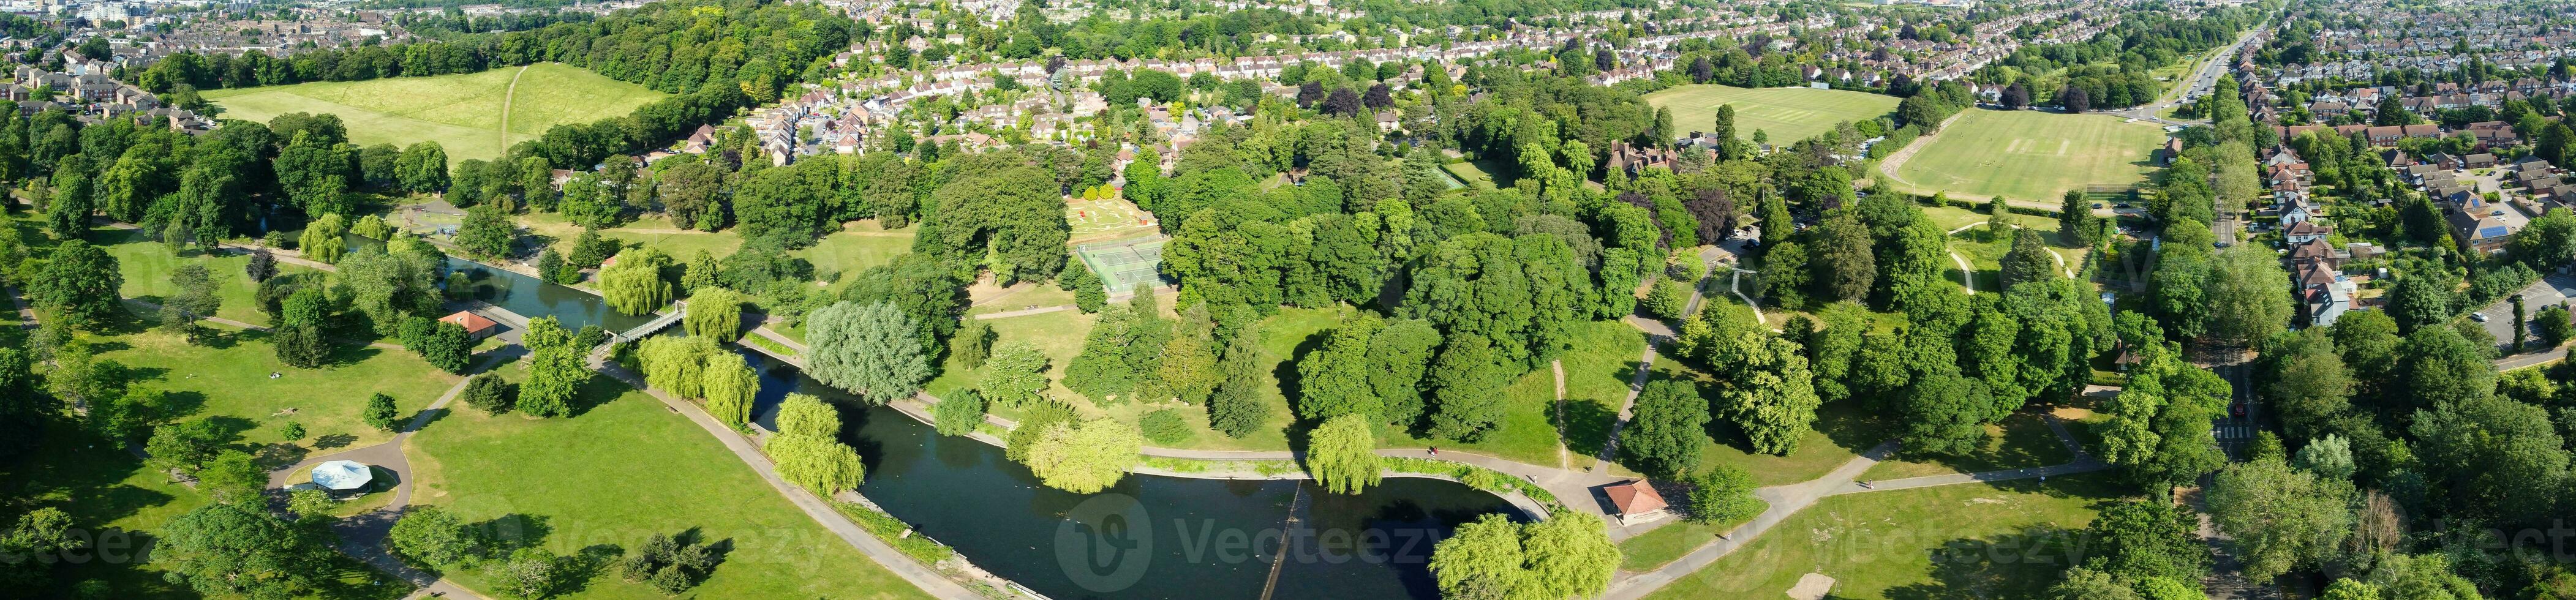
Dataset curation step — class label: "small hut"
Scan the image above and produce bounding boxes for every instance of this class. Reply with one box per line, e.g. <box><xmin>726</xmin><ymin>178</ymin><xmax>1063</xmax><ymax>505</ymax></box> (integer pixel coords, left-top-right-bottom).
<box><xmin>1602</xmin><ymin>479</ymin><xmax>1670</xmax><ymax>525</ymax></box>
<box><xmin>440</xmin><ymin>310</ymin><xmax>500</xmax><ymax>339</ymax></box>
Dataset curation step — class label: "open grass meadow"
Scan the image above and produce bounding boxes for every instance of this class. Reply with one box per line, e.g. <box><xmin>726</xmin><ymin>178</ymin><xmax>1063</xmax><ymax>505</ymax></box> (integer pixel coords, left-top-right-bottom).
<box><xmin>1857</xmin><ymin>411</ymin><xmax>2073</xmax><ymax>481</ymax></box>
<box><xmin>1627</xmin><ymin>357</ymin><xmax>1889</xmax><ymax>487</ymax></box>
<box><xmin>99</xmin><ymin>325</ymin><xmax>464</xmax><ymax>450</ymax></box>
<box><xmin>1643</xmin><ymin>84</ymin><xmax>1902</xmax><ymax>144</ymax></box>
<box><xmin>407</xmin><ymin>372</ymin><xmax>930</xmax><ymax>600</ymax></box>
<box><xmin>202</xmin><ymin>64</ymin><xmax>665</xmax><ymax>164</ymax></box>
<box><xmin>1888</xmin><ymin>108</ymin><xmax>2168</xmax><ymax>201</ymax></box>
<box><xmin>0</xmin><ymin>324</ymin><xmax>454</xmax><ymax>598</ymax></box>
<box><xmin>1620</xmin><ymin>507</ymin><xmax>1764</xmax><ymax>572</ymax></box>
<box><xmin>514</xmin><ymin>212</ymin><xmax>917</xmax><ymax>288</ymax></box>
<box><xmin>1643</xmin><ymin>473</ymin><xmax>2126</xmax><ymax>600</ymax></box>
<box><xmin>99</xmin><ymin>228</ymin><xmax>318</xmax><ymax>326</ymax></box>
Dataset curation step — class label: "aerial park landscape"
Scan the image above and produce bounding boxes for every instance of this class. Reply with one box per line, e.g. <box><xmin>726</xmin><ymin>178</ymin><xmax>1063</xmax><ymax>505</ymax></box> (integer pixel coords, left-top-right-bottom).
<box><xmin>4</xmin><ymin>0</ymin><xmax>2574</xmax><ymax>599</ymax></box>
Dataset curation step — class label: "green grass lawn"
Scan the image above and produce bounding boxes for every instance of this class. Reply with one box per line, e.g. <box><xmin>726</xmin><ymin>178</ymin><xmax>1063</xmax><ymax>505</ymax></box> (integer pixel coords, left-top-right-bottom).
<box><xmin>0</xmin><ymin>324</ymin><xmax>453</xmax><ymax>598</ymax></box>
<box><xmin>1888</xmin><ymin>108</ymin><xmax>2168</xmax><ymax>201</ymax></box>
<box><xmin>97</xmin><ymin>326</ymin><xmax>463</xmax><ymax>451</ymax></box>
<box><xmin>1643</xmin><ymin>84</ymin><xmax>1902</xmax><ymax>144</ymax></box>
<box><xmin>1557</xmin><ymin>322</ymin><xmax>1648</xmax><ymax>470</ymax></box>
<box><xmin>408</xmin><ymin>372</ymin><xmax>930</xmax><ymax>600</ymax></box>
<box><xmin>519</xmin><ymin>213</ymin><xmax>916</xmax><ymax>288</ymax></box>
<box><xmin>203</xmin><ymin>64</ymin><xmax>665</xmax><ymax>164</ymax></box>
<box><xmin>1620</xmin><ymin>508</ymin><xmax>1764</xmax><ymax>571</ymax></box>
<box><xmin>1950</xmin><ymin>232</ymin><xmax>2009</xmax><ymax>292</ymax></box>
<box><xmin>922</xmin><ymin>309</ymin><xmax>1101</xmax><ymax>416</ymax></box>
<box><xmin>1858</xmin><ymin>411</ymin><xmax>2073</xmax><ymax>480</ymax></box>
<box><xmin>1643</xmin><ymin>473</ymin><xmax>2126</xmax><ymax>600</ymax></box>
<box><xmin>1443</xmin><ymin>159</ymin><xmax>1510</xmax><ymax>190</ymax></box>
<box><xmin>797</xmin><ymin>227</ymin><xmax>916</xmax><ymax>282</ymax></box>
<box><xmin>100</xmin><ymin>228</ymin><xmax>315</xmax><ymax>326</ymax></box>
<box><xmin>1635</xmin><ymin>359</ymin><xmax>1889</xmax><ymax>487</ymax></box>
<box><xmin>0</xmin><ymin>424</ymin><xmax>208</xmax><ymax>598</ymax></box>
<box><xmin>1921</xmin><ymin>205</ymin><xmax>2060</xmax><ymax>233</ymax></box>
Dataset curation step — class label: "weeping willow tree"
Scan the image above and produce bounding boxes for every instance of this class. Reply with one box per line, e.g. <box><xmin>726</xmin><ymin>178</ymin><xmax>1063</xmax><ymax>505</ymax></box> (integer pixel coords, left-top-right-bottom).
<box><xmin>638</xmin><ymin>335</ymin><xmax>719</xmax><ymax>399</ymax></box>
<box><xmin>700</xmin><ymin>352</ymin><xmax>757</xmax><ymax>429</ymax></box>
<box><xmin>764</xmin><ymin>394</ymin><xmax>865</xmax><ymax>495</ymax></box>
<box><xmin>1305</xmin><ymin>414</ymin><xmax>1382</xmax><ymax>494</ymax></box>
<box><xmin>682</xmin><ymin>287</ymin><xmax>745</xmax><ymax>342</ymax></box>
<box><xmin>598</xmin><ymin>249</ymin><xmax>673</xmax><ymax>316</ymax></box>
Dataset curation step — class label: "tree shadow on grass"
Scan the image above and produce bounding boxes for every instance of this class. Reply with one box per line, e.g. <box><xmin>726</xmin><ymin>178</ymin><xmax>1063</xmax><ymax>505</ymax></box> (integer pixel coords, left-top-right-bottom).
<box><xmin>1270</xmin><ymin>325</ymin><xmax>1334</xmax><ymax>414</ymax></box>
<box><xmin>469</xmin><ymin>513</ymin><xmax>554</xmax><ymax>552</ymax></box>
<box><xmin>1881</xmin><ymin>525</ymin><xmax>2087</xmax><ymax>600</ymax></box>
<box><xmin>1883</xmin><ymin>412</ymin><xmax>2069</xmax><ymax>475</ymax></box>
<box><xmin>255</xmin><ymin>441</ymin><xmax>311</xmax><ymax>468</ymax></box>
<box><xmin>1554</xmin><ymin>395</ymin><xmax>1618</xmax><ymax>459</ymax></box>
<box><xmin>554</xmin><ymin>543</ymin><xmax>625</xmax><ymax>596</ymax></box>
<box><xmin>562</xmin><ymin>372</ymin><xmax>625</xmax><ymax>418</ymax></box>
<box><xmin>309</xmin><ymin>553</ymin><xmax>412</xmax><ymax>600</ymax></box>
<box><xmin>323</xmin><ymin>343</ymin><xmax>385</xmax><ymax>369</ymax></box>
<box><xmin>312</xmin><ymin>433</ymin><xmax>358</xmax><ymax>451</ymax></box>
<box><xmin>0</xmin><ymin>429</ymin><xmax>181</xmax><ymax>527</ymax></box>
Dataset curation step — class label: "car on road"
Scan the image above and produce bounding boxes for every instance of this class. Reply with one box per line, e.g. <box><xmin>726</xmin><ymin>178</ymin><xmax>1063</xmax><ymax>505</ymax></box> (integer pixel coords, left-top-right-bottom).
<box><xmin>2092</xmin><ymin>203</ymin><xmax>2105</xmax><ymax>209</ymax></box>
<box><xmin>2471</xmin><ymin>312</ymin><xmax>2490</xmax><ymax>322</ymax></box>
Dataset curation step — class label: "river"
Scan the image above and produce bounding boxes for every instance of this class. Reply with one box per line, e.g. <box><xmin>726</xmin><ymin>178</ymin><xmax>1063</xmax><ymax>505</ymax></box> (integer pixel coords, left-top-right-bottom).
<box><xmin>729</xmin><ymin>346</ymin><xmax>1523</xmax><ymax>599</ymax></box>
<box><xmin>401</xmin><ymin>241</ymin><xmax>1527</xmax><ymax>599</ymax></box>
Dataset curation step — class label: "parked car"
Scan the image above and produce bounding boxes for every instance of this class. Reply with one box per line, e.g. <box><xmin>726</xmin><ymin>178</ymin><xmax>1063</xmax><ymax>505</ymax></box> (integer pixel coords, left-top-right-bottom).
<box><xmin>2471</xmin><ymin>312</ymin><xmax>2490</xmax><ymax>323</ymax></box>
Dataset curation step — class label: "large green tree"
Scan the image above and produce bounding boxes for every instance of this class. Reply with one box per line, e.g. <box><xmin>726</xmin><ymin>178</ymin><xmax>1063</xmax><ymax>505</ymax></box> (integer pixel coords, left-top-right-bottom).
<box><xmin>31</xmin><ymin>239</ymin><xmax>122</xmax><ymax>330</ymax></box>
<box><xmin>806</xmin><ymin>301</ymin><xmax>932</xmax><ymax>403</ymax></box>
<box><xmin>2208</xmin><ymin>456</ymin><xmax>2354</xmax><ymax>581</ymax></box>
<box><xmin>1208</xmin><ymin>331</ymin><xmax>1268</xmax><ymax>437</ymax></box>
<box><xmin>978</xmin><ymin>341</ymin><xmax>1050</xmax><ymax>408</ymax></box>
<box><xmin>1306</xmin><ymin>414</ymin><xmax>1382</xmax><ymax>494</ymax></box>
<box><xmin>1022</xmin><ymin>417</ymin><xmax>1140</xmax><ymax>493</ymax></box>
<box><xmin>1621</xmin><ymin>380</ymin><xmax>1711</xmax><ymax>478</ymax></box>
<box><xmin>517</xmin><ymin>317</ymin><xmax>587</xmax><ymax>417</ymax></box>
<box><xmin>2204</xmin><ymin>246</ymin><xmax>2294</xmax><ymax>346</ymax></box>
<box><xmin>155</xmin><ymin>501</ymin><xmax>333</xmax><ymax>599</ymax></box>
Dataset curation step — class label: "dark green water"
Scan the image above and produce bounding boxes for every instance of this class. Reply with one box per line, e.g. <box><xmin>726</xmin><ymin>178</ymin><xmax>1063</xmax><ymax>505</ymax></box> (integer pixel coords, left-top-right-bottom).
<box><xmin>731</xmin><ymin>348</ymin><xmax>1524</xmax><ymax>599</ymax></box>
<box><xmin>350</xmin><ymin>233</ymin><xmax>653</xmax><ymax>332</ymax></box>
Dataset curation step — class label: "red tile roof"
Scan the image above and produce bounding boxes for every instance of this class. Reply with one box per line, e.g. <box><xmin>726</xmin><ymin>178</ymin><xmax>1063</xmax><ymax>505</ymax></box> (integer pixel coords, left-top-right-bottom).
<box><xmin>1603</xmin><ymin>479</ymin><xmax>1667</xmax><ymax>516</ymax></box>
<box><xmin>440</xmin><ymin>310</ymin><xmax>498</xmax><ymax>335</ymax></box>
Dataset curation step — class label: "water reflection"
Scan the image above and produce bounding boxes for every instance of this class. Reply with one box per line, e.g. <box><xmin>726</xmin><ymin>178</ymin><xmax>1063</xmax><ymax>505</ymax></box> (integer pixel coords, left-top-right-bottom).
<box><xmin>727</xmin><ymin>347</ymin><xmax>1521</xmax><ymax>599</ymax></box>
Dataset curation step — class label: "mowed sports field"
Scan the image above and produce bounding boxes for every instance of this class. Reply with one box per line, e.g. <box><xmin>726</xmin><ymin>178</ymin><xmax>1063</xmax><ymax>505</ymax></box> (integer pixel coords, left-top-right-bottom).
<box><xmin>1643</xmin><ymin>84</ymin><xmax>1901</xmax><ymax>144</ymax></box>
<box><xmin>202</xmin><ymin>63</ymin><xmax>664</xmax><ymax>163</ymax></box>
<box><xmin>1887</xmin><ymin>108</ymin><xmax>2169</xmax><ymax>201</ymax></box>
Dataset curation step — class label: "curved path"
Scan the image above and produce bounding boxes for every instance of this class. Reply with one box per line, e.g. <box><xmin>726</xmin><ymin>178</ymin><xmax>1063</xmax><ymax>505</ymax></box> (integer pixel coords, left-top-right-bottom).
<box><xmin>584</xmin><ymin>354</ymin><xmax>986</xmax><ymax>598</ymax></box>
<box><xmin>1605</xmin><ymin>413</ymin><xmax>2107</xmax><ymax>599</ymax></box>
<box><xmin>497</xmin><ymin>65</ymin><xmax>530</xmax><ymax>156</ymax></box>
<box><xmin>265</xmin><ymin>351</ymin><xmax>514</xmax><ymax>600</ymax></box>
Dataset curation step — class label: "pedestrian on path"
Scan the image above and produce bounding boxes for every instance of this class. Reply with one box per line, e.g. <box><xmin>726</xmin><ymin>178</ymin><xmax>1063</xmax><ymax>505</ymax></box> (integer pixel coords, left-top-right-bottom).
<box><xmin>1429</xmin><ymin>446</ymin><xmax>1439</xmax><ymax>456</ymax></box>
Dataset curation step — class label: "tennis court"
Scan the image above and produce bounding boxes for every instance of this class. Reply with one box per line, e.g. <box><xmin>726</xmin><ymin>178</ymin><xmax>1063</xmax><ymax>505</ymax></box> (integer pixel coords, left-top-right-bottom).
<box><xmin>1074</xmin><ymin>235</ymin><xmax>1172</xmax><ymax>294</ymax></box>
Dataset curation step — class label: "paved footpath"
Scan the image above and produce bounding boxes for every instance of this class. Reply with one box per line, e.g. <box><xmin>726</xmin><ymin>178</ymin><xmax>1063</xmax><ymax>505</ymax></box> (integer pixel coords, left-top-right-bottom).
<box><xmin>265</xmin><ymin>351</ymin><xmax>512</xmax><ymax>600</ymax></box>
<box><xmin>1605</xmin><ymin>413</ymin><xmax>2108</xmax><ymax>599</ymax></box>
<box><xmin>586</xmin><ymin>358</ymin><xmax>984</xmax><ymax>598</ymax></box>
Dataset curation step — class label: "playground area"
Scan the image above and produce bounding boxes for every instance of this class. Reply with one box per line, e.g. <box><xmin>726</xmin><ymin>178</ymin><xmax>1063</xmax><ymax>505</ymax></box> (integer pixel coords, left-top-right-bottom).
<box><xmin>1068</xmin><ymin>195</ymin><xmax>1158</xmax><ymax>244</ymax></box>
<box><xmin>1074</xmin><ymin>235</ymin><xmax>1171</xmax><ymax>295</ymax></box>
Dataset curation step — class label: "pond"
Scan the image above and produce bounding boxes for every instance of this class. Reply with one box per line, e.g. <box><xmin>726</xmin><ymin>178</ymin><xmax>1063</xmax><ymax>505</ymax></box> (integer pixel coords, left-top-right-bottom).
<box><xmin>348</xmin><ymin>233</ymin><xmax>654</xmax><ymax>333</ymax></box>
<box><xmin>729</xmin><ymin>347</ymin><xmax>1524</xmax><ymax>599</ymax></box>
